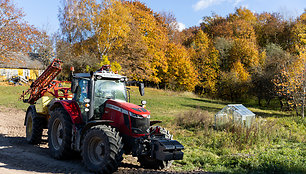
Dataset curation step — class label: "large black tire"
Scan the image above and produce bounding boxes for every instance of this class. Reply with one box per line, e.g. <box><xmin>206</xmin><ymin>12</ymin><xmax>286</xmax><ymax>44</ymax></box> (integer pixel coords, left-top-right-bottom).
<box><xmin>81</xmin><ymin>125</ymin><xmax>123</xmax><ymax>174</ymax></box>
<box><xmin>25</xmin><ymin>109</ymin><xmax>44</xmax><ymax>144</ymax></box>
<box><xmin>138</xmin><ymin>126</ymin><xmax>174</xmax><ymax>169</ymax></box>
<box><xmin>48</xmin><ymin>107</ymin><xmax>73</xmax><ymax>159</ymax></box>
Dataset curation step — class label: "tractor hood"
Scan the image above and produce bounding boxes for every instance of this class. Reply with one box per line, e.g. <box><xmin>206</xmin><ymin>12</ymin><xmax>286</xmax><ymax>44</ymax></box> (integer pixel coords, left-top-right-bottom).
<box><xmin>105</xmin><ymin>99</ymin><xmax>151</xmax><ymax>117</ymax></box>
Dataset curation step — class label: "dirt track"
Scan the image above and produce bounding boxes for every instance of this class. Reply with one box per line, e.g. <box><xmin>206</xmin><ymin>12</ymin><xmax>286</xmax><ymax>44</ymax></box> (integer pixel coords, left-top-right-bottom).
<box><xmin>0</xmin><ymin>106</ymin><xmax>204</xmax><ymax>174</ymax></box>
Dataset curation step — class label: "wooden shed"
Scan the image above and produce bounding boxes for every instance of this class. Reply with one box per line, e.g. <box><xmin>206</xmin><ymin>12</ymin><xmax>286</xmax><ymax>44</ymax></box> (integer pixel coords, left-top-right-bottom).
<box><xmin>0</xmin><ymin>52</ymin><xmax>45</xmax><ymax>81</ymax></box>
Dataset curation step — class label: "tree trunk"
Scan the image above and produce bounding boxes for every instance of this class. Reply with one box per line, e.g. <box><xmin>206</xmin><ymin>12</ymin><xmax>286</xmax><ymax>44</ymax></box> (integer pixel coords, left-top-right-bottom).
<box><xmin>279</xmin><ymin>97</ymin><xmax>283</xmax><ymax>110</ymax></box>
<box><xmin>302</xmin><ymin>87</ymin><xmax>305</xmax><ymax>118</ymax></box>
<box><xmin>258</xmin><ymin>97</ymin><xmax>262</xmax><ymax>106</ymax></box>
<box><xmin>266</xmin><ymin>98</ymin><xmax>271</xmax><ymax>106</ymax></box>
<box><xmin>295</xmin><ymin>103</ymin><xmax>299</xmax><ymax>117</ymax></box>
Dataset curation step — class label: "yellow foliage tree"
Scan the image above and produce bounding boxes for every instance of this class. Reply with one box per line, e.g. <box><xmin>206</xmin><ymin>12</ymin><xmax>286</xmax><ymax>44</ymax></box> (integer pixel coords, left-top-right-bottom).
<box><xmin>125</xmin><ymin>1</ymin><xmax>169</xmax><ymax>83</ymax></box>
<box><xmin>229</xmin><ymin>38</ymin><xmax>259</xmax><ymax>70</ymax></box>
<box><xmin>190</xmin><ymin>30</ymin><xmax>219</xmax><ymax>94</ymax></box>
<box><xmin>59</xmin><ymin>0</ymin><xmax>131</xmax><ymax>58</ymax></box>
<box><xmin>164</xmin><ymin>43</ymin><xmax>197</xmax><ymax>91</ymax></box>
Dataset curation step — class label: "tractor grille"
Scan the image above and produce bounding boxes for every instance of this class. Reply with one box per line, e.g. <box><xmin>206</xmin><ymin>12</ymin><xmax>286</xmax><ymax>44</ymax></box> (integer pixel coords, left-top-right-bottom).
<box><xmin>131</xmin><ymin>116</ymin><xmax>150</xmax><ymax>134</ymax></box>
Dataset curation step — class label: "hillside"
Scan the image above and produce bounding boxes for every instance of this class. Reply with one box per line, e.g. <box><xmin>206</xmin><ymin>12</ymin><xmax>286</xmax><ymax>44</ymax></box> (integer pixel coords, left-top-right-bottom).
<box><xmin>0</xmin><ymin>85</ymin><xmax>305</xmax><ymax>173</ymax></box>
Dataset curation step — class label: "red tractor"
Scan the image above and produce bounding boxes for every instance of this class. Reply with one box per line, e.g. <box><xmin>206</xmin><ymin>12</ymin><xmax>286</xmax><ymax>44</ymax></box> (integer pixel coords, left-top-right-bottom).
<box><xmin>21</xmin><ymin>60</ymin><xmax>184</xmax><ymax>173</ymax></box>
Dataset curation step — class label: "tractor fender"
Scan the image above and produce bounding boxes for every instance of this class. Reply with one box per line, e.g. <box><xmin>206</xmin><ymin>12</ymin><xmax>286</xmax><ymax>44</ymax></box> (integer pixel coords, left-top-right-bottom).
<box><xmin>81</xmin><ymin>120</ymin><xmax>114</xmax><ymax>135</ymax></box>
<box><xmin>25</xmin><ymin>105</ymin><xmax>48</xmax><ymax>129</ymax></box>
<box><xmin>24</xmin><ymin>105</ymin><xmax>37</xmax><ymax>126</ymax></box>
<box><xmin>75</xmin><ymin>120</ymin><xmax>114</xmax><ymax>151</ymax></box>
<box><xmin>49</xmin><ymin>100</ymin><xmax>83</xmax><ymax>124</ymax></box>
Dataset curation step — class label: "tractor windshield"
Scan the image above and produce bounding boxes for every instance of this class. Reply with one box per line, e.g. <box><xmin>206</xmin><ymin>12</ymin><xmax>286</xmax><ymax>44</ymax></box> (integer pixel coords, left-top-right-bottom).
<box><xmin>94</xmin><ymin>80</ymin><xmax>127</xmax><ymax>115</ymax></box>
<box><xmin>95</xmin><ymin>80</ymin><xmax>127</xmax><ymax>101</ymax></box>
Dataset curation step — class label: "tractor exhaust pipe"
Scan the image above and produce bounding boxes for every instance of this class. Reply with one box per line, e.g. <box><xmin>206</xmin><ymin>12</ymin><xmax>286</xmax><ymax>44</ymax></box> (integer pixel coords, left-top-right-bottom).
<box><xmin>88</xmin><ymin>71</ymin><xmax>95</xmax><ymax>121</ymax></box>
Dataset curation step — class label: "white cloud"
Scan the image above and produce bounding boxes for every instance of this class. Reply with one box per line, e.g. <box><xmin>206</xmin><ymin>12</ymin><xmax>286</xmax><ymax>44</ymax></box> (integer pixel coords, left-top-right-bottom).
<box><xmin>193</xmin><ymin>0</ymin><xmax>244</xmax><ymax>11</ymax></box>
<box><xmin>193</xmin><ymin>0</ymin><xmax>221</xmax><ymax>11</ymax></box>
<box><xmin>241</xmin><ymin>4</ymin><xmax>249</xmax><ymax>9</ymax></box>
<box><xmin>177</xmin><ymin>22</ymin><xmax>186</xmax><ymax>32</ymax></box>
<box><xmin>234</xmin><ymin>0</ymin><xmax>243</xmax><ymax>6</ymax></box>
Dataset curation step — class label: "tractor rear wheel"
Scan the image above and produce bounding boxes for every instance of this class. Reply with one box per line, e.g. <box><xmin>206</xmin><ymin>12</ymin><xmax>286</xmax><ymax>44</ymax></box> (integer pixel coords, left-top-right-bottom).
<box><xmin>48</xmin><ymin>107</ymin><xmax>73</xmax><ymax>159</ymax></box>
<box><xmin>138</xmin><ymin>126</ymin><xmax>173</xmax><ymax>169</ymax></box>
<box><xmin>25</xmin><ymin>109</ymin><xmax>44</xmax><ymax>144</ymax></box>
<box><xmin>81</xmin><ymin>125</ymin><xmax>123</xmax><ymax>173</ymax></box>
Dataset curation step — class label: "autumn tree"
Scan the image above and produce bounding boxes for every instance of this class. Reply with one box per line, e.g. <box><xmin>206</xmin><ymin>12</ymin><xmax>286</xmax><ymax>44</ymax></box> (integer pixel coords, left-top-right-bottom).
<box><xmin>157</xmin><ymin>11</ymin><xmax>182</xmax><ymax>44</ymax></box>
<box><xmin>59</xmin><ymin>0</ymin><xmax>131</xmax><ymax>58</ymax></box>
<box><xmin>292</xmin><ymin>11</ymin><xmax>306</xmax><ymax>50</ymax></box>
<box><xmin>0</xmin><ymin>0</ymin><xmax>41</xmax><ymax>61</ymax></box>
<box><xmin>229</xmin><ymin>38</ymin><xmax>259</xmax><ymax>71</ymax></box>
<box><xmin>188</xmin><ymin>30</ymin><xmax>219</xmax><ymax>94</ymax></box>
<box><xmin>214</xmin><ymin>37</ymin><xmax>233</xmax><ymax>71</ymax></box>
<box><xmin>201</xmin><ymin>14</ymin><xmax>232</xmax><ymax>39</ymax></box>
<box><xmin>273</xmin><ymin>12</ymin><xmax>306</xmax><ymax>116</ymax></box>
<box><xmin>30</xmin><ymin>30</ymin><xmax>55</xmax><ymax>66</ymax></box>
<box><xmin>201</xmin><ymin>8</ymin><xmax>262</xmax><ymax>100</ymax></box>
<box><xmin>122</xmin><ymin>1</ymin><xmax>169</xmax><ymax>84</ymax></box>
<box><xmin>274</xmin><ymin>53</ymin><xmax>305</xmax><ymax>115</ymax></box>
<box><xmin>110</xmin><ymin>23</ymin><xmax>152</xmax><ymax>81</ymax></box>
<box><xmin>255</xmin><ymin>12</ymin><xmax>293</xmax><ymax>51</ymax></box>
<box><xmin>262</xmin><ymin>43</ymin><xmax>293</xmax><ymax>109</ymax></box>
<box><xmin>162</xmin><ymin>43</ymin><xmax>197</xmax><ymax>91</ymax></box>
<box><xmin>218</xmin><ymin>61</ymin><xmax>251</xmax><ymax>101</ymax></box>
<box><xmin>214</xmin><ymin>38</ymin><xmax>258</xmax><ymax>100</ymax></box>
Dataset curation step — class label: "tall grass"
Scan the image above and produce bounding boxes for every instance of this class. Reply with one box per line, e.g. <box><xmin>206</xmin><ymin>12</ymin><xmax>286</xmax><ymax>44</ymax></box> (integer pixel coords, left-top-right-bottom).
<box><xmin>174</xmin><ymin>109</ymin><xmax>305</xmax><ymax>173</ymax></box>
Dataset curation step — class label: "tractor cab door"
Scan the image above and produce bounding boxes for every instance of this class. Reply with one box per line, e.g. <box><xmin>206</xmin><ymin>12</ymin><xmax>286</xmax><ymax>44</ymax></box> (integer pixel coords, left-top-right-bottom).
<box><xmin>74</xmin><ymin>79</ymin><xmax>89</xmax><ymax>120</ymax></box>
<box><xmin>93</xmin><ymin>80</ymin><xmax>128</xmax><ymax>118</ymax></box>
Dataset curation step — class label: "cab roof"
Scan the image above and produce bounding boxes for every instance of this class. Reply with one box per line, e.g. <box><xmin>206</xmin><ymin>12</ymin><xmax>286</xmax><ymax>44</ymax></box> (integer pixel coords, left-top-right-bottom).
<box><xmin>74</xmin><ymin>70</ymin><xmax>127</xmax><ymax>81</ymax></box>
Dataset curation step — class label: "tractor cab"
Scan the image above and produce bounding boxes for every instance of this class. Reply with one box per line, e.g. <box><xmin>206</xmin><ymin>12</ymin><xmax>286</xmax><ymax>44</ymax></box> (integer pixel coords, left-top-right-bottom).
<box><xmin>71</xmin><ymin>70</ymin><xmax>129</xmax><ymax>121</ymax></box>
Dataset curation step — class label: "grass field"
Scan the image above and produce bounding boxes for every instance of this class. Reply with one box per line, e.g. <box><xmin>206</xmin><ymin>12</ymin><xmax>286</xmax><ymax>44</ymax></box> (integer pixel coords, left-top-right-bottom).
<box><xmin>0</xmin><ymin>84</ymin><xmax>305</xmax><ymax>173</ymax></box>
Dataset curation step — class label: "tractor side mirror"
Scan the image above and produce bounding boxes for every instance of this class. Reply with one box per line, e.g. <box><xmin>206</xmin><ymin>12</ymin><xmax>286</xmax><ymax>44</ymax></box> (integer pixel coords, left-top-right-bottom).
<box><xmin>139</xmin><ymin>82</ymin><xmax>144</xmax><ymax>96</ymax></box>
<box><xmin>71</xmin><ymin>79</ymin><xmax>78</xmax><ymax>93</ymax></box>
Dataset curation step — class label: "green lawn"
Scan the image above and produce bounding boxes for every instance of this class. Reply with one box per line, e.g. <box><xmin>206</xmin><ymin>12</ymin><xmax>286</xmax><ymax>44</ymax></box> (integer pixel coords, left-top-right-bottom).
<box><xmin>1</xmin><ymin>85</ymin><xmax>305</xmax><ymax>173</ymax></box>
<box><xmin>0</xmin><ymin>85</ymin><xmax>29</xmax><ymax>110</ymax></box>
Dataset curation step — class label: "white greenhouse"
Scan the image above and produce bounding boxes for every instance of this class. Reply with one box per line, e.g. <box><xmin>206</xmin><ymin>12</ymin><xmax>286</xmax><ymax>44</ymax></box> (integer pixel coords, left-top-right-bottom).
<box><xmin>215</xmin><ymin>104</ymin><xmax>255</xmax><ymax>128</ymax></box>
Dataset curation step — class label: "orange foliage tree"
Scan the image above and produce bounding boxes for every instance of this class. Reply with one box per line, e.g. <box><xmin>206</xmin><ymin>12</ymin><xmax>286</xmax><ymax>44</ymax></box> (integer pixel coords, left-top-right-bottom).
<box><xmin>0</xmin><ymin>0</ymin><xmax>42</xmax><ymax>61</ymax></box>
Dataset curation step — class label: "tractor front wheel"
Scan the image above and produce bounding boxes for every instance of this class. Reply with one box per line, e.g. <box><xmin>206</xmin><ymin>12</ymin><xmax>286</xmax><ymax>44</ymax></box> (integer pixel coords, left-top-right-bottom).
<box><xmin>48</xmin><ymin>107</ymin><xmax>73</xmax><ymax>159</ymax></box>
<box><xmin>81</xmin><ymin>125</ymin><xmax>123</xmax><ymax>173</ymax></box>
<box><xmin>25</xmin><ymin>109</ymin><xmax>44</xmax><ymax>144</ymax></box>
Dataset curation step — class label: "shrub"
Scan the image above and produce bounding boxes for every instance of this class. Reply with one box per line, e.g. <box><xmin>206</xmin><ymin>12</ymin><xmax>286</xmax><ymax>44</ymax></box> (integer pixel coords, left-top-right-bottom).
<box><xmin>176</xmin><ymin>109</ymin><xmax>214</xmax><ymax>130</ymax></box>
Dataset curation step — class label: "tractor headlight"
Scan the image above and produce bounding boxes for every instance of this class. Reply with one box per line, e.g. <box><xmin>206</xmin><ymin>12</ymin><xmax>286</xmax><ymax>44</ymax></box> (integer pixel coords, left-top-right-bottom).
<box><xmin>130</xmin><ymin>112</ymin><xmax>143</xmax><ymax>119</ymax></box>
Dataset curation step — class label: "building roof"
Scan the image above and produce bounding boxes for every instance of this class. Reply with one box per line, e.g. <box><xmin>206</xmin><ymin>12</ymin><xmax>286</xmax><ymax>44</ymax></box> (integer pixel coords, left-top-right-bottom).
<box><xmin>0</xmin><ymin>52</ymin><xmax>45</xmax><ymax>69</ymax></box>
<box><xmin>216</xmin><ymin>104</ymin><xmax>255</xmax><ymax>117</ymax></box>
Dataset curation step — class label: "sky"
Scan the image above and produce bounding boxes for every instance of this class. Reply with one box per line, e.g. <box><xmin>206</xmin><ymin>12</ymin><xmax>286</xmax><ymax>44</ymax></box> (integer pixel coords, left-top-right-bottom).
<box><xmin>14</xmin><ymin>0</ymin><xmax>305</xmax><ymax>34</ymax></box>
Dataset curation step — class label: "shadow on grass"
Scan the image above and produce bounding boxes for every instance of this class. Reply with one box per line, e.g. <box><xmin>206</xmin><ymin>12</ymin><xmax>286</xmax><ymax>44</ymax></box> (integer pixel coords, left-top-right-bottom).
<box><xmin>182</xmin><ymin>104</ymin><xmax>221</xmax><ymax>113</ymax></box>
<box><xmin>188</xmin><ymin>98</ymin><xmax>228</xmax><ymax>105</ymax></box>
<box><xmin>183</xmin><ymin>101</ymin><xmax>292</xmax><ymax>118</ymax></box>
<box><xmin>251</xmin><ymin>111</ymin><xmax>292</xmax><ymax>118</ymax></box>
